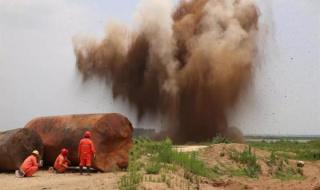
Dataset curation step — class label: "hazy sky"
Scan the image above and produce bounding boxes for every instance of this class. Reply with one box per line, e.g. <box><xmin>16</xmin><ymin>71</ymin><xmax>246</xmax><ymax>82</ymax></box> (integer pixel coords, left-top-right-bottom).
<box><xmin>0</xmin><ymin>0</ymin><xmax>319</xmax><ymax>135</ymax></box>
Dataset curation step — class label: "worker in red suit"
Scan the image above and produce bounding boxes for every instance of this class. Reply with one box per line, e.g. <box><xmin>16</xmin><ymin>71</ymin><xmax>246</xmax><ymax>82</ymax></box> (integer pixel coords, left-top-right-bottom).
<box><xmin>54</xmin><ymin>148</ymin><xmax>70</xmax><ymax>173</ymax></box>
<box><xmin>15</xmin><ymin>150</ymin><xmax>42</xmax><ymax>177</ymax></box>
<box><xmin>78</xmin><ymin>131</ymin><xmax>96</xmax><ymax>175</ymax></box>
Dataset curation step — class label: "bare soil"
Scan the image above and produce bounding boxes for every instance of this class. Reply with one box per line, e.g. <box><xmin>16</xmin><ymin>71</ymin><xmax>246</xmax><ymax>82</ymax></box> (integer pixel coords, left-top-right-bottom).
<box><xmin>0</xmin><ymin>171</ymin><xmax>123</xmax><ymax>190</ymax></box>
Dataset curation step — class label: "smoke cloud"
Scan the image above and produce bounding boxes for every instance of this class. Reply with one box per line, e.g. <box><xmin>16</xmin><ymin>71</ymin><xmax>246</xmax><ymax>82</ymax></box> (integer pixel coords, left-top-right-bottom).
<box><xmin>74</xmin><ymin>0</ymin><xmax>259</xmax><ymax>143</ymax></box>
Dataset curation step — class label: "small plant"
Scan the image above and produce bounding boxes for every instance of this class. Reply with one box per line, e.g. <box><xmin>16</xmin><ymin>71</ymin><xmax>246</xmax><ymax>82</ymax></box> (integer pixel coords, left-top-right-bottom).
<box><xmin>160</xmin><ymin>173</ymin><xmax>166</xmax><ymax>182</ymax></box>
<box><xmin>275</xmin><ymin>167</ymin><xmax>305</xmax><ymax>181</ymax></box>
<box><xmin>118</xmin><ymin>138</ymin><xmax>145</xmax><ymax>190</ymax></box>
<box><xmin>121</xmin><ymin>137</ymin><xmax>224</xmax><ymax>189</ymax></box>
<box><xmin>267</xmin><ymin>151</ymin><xmax>277</xmax><ymax>166</ymax></box>
<box><xmin>119</xmin><ymin>172</ymin><xmax>142</xmax><ymax>190</ymax></box>
<box><xmin>266</xmin><ymin>151</ymin><xmax>305</xmax><ymax>181</ymax></box>
<box><xmin>212</xmin><ymin>134</ymin><xmax>231</xmax><ymax>144</ymax></box>
<box><xmin>145</xmin><ymin>162</ymin><xmax>161</xmax><ymax>174</ymax></box>
<box><xmin>229</xmin><ymin>146</ymin><xmax>261</xmax><ymax>178</ymax></box>
<box><xmin>165</xmin><ymin>178</ymin><xmax>171</xmax><ymax>188</ymax></box>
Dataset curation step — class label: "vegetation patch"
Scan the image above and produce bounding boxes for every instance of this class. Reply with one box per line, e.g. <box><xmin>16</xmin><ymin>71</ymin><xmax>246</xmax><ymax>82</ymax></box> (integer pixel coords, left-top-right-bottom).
<box><xmin>249</xmin><ymin>139</ymin><xmax>320</xmax><ymax>160</ymax></box>
<box><xmin>228</xmin><ymin>146</ymin><xmax>261</xmax><ymax>178</ymax></box>
<box><xmin>266</xmin><ymin>151</ymin><xmax>305</xmax><ymax>181</ymax></box>
<box><xmin>119</xmin><ymin>138</ymin><xmax>218</xmax><ymax>189</ymax></box>
<box><xmin>211</xmin><ymin>134</ymin><xmax>232</xmax><ymax>144</ymax></box>
<box><xmin>119</xmin><ymin>138</ymin><xmax>314</xmax><ymax>189</ymax></box>
<box><xmin>145</xmin><ymin>162</ymin><xmax>161</xmax><ymax>175</ymax></box>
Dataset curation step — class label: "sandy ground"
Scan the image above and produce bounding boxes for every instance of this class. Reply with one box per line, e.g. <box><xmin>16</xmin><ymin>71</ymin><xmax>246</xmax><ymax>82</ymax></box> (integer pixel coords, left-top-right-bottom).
<box><xmin>174</xmin><ymin>145</ymin><xmax>208</xmax><ymax>152</ymax></box>
<box><xmin>0</xmin><ymin>171</ymin><xmax>123</xmax><ymax>190</ymax></box>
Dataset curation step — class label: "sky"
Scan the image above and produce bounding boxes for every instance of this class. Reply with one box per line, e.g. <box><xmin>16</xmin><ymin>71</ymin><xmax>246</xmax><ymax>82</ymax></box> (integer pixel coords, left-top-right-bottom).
<box><xmin>0</xmin><ymin>0</ymin><xmax>319</xmax><ymax>135</ymax></box>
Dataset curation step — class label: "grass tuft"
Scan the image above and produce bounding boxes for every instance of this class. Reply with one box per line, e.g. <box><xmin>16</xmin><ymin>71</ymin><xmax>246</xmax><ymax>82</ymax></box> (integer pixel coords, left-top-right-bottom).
<box><xmin>229</xmin><ymin>146</ymin><xmax>261</xmax><ymax>178</ymax></box>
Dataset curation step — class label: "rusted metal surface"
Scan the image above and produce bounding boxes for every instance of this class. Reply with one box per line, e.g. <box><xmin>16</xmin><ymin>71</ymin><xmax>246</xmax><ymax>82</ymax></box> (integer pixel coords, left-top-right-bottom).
<box><xmin>25</xmin><ymin>113</ymin><xmax>133</xmax><ymax>172</ymax></box>
<box><xmin>0</xmin><ymin>128</ymin><xmax>43</xmax><ymax>171</ymax></box>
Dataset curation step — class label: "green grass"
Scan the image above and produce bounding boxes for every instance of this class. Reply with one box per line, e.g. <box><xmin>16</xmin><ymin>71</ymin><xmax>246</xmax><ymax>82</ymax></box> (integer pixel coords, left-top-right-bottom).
<box><xmin>274</xmin><ymin>166</ymin><xmax>305</xmax><ymax>181</ymax></box>
<box><xmin>145</xmin><ymin>162</ymin><xmax>161</xmax><ymax>174</ymax></box>
<box><xmin>212</xmin><ymin>134</ymin><xmax>232</xmax><ymax>144</ymax></box>
<box><xmin>139</xmin><ymin>138</ymin><xmax>218</xmax><ymax>176</ymax></box>
<box><xmin>119</xmin><ymin>137</ymin><xmax>313</xmax><ymax>189</ymax></box>
<box><xmin>119</xmin><ymin>171</ymin><xmax>142</xmax><ymax>190</ymax></box>
<box><xmin>265</xmin><ymin>150</ymin><xmax>305</xmax><ymax>181</ymax></box>
<box><xmin>249</xmin><ymin>139</ymin><xmax>320</xmax><ymax>160</ymax></box>
<box><xmin>212</xmin><ymin>164</ymin><xmax>246</xmax><ymax>177</ymax></box>
<box><xmin>119</xmin><ymin>137</ymin><xmax>220</xmax><ymax>189</ymax></box>
<box><xmin>229</xmin><ymin>146</ymin><xmax>261</xmax><ymax>178</ymax></box>
<box><xmin>118</xmin><ymin>139</ymin><xmax>144</xmax><ymax>190</ymax></box>
<box><xmin>148</xmin><ymin>138</ymin><xmax>217</xmax><ymax>178</ymax></box>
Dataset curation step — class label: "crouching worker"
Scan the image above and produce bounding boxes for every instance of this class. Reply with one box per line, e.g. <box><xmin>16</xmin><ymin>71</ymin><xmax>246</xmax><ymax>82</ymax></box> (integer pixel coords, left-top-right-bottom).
<box><xmin>54</xmin><ymin>148</ymin><xmax>70</xmax><ymax>173</ymax></box>
<box><xmin>15</xmin><ymin>150</ymin><xmax>42</xmax><ymax>177</ymax></box>
<box><xmin>78</xmin><ymin>131</ymin><xmax>96</xmax><ymax>175</ymax></box>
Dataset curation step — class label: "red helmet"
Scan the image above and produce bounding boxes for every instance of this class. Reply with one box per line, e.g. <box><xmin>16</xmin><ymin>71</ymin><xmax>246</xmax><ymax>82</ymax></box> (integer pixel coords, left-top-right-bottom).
<box><xmin>61</xmin><ymin>148</ymin><xmax>68</xmax><ymax>156</ymax></box>
<box><xmin>84</xmin><ymin>131</ymin><xmax>91</xmax><ymax>138</ymax></box>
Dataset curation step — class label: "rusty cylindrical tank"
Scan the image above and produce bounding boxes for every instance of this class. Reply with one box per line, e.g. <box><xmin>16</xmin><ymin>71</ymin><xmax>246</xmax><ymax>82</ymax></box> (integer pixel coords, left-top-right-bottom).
<box><xmin>0</xmin><ymin>128</ymin><xmax>43</xmax><ymax>171</ymax></box>
<box><xmin>25</xmin><ymin>113</ymin><xmax>133</xmax><ymax>172</ymax></box>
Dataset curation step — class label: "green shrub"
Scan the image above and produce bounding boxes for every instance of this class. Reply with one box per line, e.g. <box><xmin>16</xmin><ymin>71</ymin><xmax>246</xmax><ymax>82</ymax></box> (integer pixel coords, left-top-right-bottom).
<box><xmin>156</xmin><ymin>138</ymin><xmax>174</xmax><ymax>163</ymax></box>
<box><xmin>229</xmin><ymin>146</ymin><xmax>261</xmax><ymax>178</ymax></box>
<box><xmin>138</xmin><ymin>138</ymin><xmax>217</xmax><ymax>178</ymax></box>
<box><xmin>275</xmin><ymin>168</ymin><xmax>305</xmax><ymax>181</ymax></box>
<box><xmin>119</xmin><ymin>172</ymin><xmax>142</xmax><ymax>190</ymax></box>
<box><xmin>212</xmin><ymin>134</ymin><xmax>231</xmax><ymax>144</ymax></box>
<box><xmin>145</xmin><ymin>162</ymin><xmax>161</xmax><ymax>174</ymax></box>
<box><xmin>118</xmin><ymin>138</ymin><xmax>145</xmax><ymax>190</ymax></box>
<box><xmin>267</xmin><ymin>151</ymin><xmax>277</xmax><ymax>166</ymax></box>
<box><xmin>298</xmin><ymin>150</ymin><xmax>320</xmax><ymax>160</ymax></box>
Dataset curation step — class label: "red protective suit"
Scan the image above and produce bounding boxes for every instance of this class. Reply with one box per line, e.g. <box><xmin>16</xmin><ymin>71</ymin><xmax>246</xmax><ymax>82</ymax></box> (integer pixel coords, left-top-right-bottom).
<box><xmin>54</xmin><ymin>154</ymin><xmax>69</xmax><ymax>173</ymax></box>
<box><xmin>78</xmin><ymin>138</ymin><xmax>96</xmax><ymax>167</ymax></box>
<box><xmin>20</xmin><ymin>155</ymin><xmax>39</xmax><ymax>177</ymax></box>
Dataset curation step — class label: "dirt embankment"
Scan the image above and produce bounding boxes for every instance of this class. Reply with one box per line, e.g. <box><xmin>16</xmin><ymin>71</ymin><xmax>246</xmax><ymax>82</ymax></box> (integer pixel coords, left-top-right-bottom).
<box><xmin>140</xmin><ymin>144</ymin><xmax>320</xmax><ymax>190</ymax></box>
<box><xmin>198</xmin><ymin>143</ymin><xmax>320</xmax><ymax>190</ymax></box>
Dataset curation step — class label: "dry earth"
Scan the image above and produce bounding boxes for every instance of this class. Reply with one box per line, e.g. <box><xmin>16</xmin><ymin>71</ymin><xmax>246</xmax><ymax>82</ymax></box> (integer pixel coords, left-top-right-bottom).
<box><xmin>0</xmin><ymin>171</ymin><xmax>123</xmax><ymax>190</ymax></box>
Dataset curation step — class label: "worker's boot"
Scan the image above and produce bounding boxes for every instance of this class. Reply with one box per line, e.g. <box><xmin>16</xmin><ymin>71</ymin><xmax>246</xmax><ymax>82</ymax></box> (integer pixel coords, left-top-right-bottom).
<box><xmin>86</xmin><ymin>167</ymin><xmax>91</xmax><ymax>176</ymax></box>
<box><xmin>80</xmin><ymin>166</ymin><xmax>83</xmax><ymax>175</ymax></box>
<box><xmin>15</xmin><ymin>169</ymin><xmax>25</xmax><ymax>178</ymax></box>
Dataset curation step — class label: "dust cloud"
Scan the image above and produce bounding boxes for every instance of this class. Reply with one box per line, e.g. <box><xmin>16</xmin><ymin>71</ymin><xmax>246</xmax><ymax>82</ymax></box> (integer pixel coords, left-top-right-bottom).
<box><xmin>74</xmin><ymin>0</ymin><xmax>259</xmax><ymax>143</ymax></box>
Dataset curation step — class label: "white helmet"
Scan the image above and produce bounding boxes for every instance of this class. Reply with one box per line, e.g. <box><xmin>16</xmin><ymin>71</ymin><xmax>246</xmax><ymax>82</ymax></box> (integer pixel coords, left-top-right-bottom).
<box><xmin>32</xmin><ymin>150</ymin><xmax>39</xmax><ymax>156</ymax></box>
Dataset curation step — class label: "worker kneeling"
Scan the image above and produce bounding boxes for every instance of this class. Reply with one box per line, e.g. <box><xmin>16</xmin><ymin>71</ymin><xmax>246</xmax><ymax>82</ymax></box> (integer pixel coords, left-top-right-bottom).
<box><xmin>78</xmin><ymin>131</ymin><xmax>96</xmax><ymax>175</ymax></box>
<box><xmin>15</xmin><ymin>150</ymin><xmax>42</xmax><ymax>177</ymax></box>
<box><xmin>54</xmin><ymin>148</ymin><xmax>70</xmax><ymax>173</ymax></box>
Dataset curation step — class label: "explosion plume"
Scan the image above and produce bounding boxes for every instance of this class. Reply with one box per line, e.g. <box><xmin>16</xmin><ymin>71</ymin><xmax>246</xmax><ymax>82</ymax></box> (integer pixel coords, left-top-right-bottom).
<box><xmin>74</xmin><ymin>0</ymin><xmax>259</xmax><ymax>143</ymax></box>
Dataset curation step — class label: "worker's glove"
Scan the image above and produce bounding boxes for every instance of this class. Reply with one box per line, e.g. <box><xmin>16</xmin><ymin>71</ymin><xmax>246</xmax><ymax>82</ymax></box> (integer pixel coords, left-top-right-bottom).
<box><xmin>39</xmin><ymin>160</ymin><xmax>44</xmax><ymax>167</ymax></box>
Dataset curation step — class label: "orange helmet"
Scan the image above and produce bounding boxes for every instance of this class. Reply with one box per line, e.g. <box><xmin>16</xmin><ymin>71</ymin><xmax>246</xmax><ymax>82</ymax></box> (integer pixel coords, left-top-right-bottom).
<box><xmin>84</xmin><ymin>131</ymin><xmax>91</xmax><ymax>138</ymax></box>
<box><xmin>61</xmin><ymin>148</ymin><xmax>68</xmax><ymax>156</ymax></box>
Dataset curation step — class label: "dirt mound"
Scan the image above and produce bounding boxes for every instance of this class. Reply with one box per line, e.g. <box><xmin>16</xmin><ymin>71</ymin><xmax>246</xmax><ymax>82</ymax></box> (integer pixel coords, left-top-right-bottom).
<box><xmin>200</xmin><ymin>143</ymin><xmax>270</xmax><ymax>175</ymax></box>
<box><xmin>201</xmin><ymin>143</ymin><xmax>270</xmax><ymax>162</ymax></box>
<box><xmin>198</xmin><ymin>143</ymin><xmax>320</xmax><ymax>190</ymax></box>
